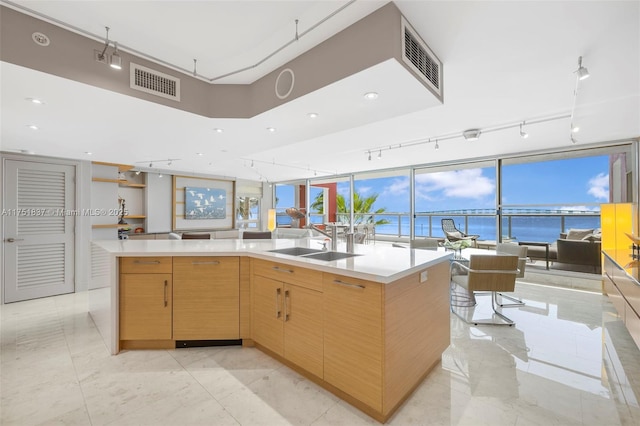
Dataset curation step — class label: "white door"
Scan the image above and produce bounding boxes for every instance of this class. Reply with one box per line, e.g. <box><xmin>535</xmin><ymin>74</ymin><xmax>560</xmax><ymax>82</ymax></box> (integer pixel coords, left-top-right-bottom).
<box><xmin>3</xmin><ymin>160</ymin><xmax>76</xmax><ymax>303</ymax></box>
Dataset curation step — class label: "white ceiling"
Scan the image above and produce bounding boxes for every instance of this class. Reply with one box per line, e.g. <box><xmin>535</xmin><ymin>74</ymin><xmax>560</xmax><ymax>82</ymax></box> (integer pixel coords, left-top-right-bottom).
<box><xmin>1</xmin><ymin>0</ymin><xmax>639</xmax><ymax>183</ymax></box>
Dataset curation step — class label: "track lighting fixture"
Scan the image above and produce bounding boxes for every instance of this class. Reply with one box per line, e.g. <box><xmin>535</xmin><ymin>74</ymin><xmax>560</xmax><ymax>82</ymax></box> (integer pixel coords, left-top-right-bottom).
<box><xmin>135</xmin><ymin>170</ymin><xmax>141</xmax><ymax>175</ymax></box>
<box><xmin>571</xmin><ymin>135</ymin><xmax>577</xmax><ymax>144</ymax></box>
<box><xmin>575</xmin><ymin>56</ymin><xmax>589</xmax><ymax>81</ymax></box>
<box><xmin>434</xmin><ymin>140</ymin><xmax>439</xmax><ymax>150</ymax></box>
<box><xmin>110</xmin><ymin>42</ymin><xmax>122</xmax><ymax>69</ymax></box>
<box><xmin>149</xmin><ymin>162</ymin><xmax>153</xmax><ymax>168</ymax></box>
<box><xmin>463</xmin><ymin>129</ymin><xmax>481</xmax><ymax>141</ymax></box>
<box><xmin>519</xmin><ymin>122</ymin><xmax>529</xmax><ymax>139</ymax></box>
<box><xmin>368</xmin><ymin>151</ymin><xmax>372</xmax><ymax>161</ymax></box>
<box><xmin>97</xmin><ymin>27</ymin><xmax>122</xmax><ymax>71</ymax></box>
<box><xmin>377</xmin><ymin>150</ymin><xmax>382</xmax><ymax>160</ymax></box>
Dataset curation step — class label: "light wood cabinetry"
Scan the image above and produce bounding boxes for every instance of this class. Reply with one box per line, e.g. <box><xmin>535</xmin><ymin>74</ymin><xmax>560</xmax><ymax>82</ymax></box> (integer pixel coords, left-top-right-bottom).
<box><xmin>251</xmin><ymin>259</ymin><xmax>324</xmax><ymax>378</ymax></box>
<box><xmin>323</xmin><ymin>273</ymin><xmax>383</xmax><ymax>411</ymax></box>
<box><xmin>173</xmin><ymin>256</ymin><xmax>240</xmax><ymax>340</ymax></box>
<box><xmin>252</xmin><ymin>275</ymin><xmax>285</xmax><ymax>355</ymax></box>
<box><xmin>119</xmin><ymin>257</ymin><xmax>172</xmax><ymax>343</ymax></box>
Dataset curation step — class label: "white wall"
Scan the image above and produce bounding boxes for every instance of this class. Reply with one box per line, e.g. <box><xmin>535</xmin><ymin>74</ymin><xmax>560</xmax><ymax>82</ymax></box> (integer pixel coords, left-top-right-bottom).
<box><xmin>145</xmin><ymin>172</ymin><xmax>172</xmax><ymax>232</ymax></box>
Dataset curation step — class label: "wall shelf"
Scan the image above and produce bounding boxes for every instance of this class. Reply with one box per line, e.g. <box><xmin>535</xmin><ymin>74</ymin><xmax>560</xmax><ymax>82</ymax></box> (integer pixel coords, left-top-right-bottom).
<box><xmin>124</xmin><ymin>215</ymin><xmax>146</xmax><ymax>219</ymax></box>
<box><xmin>92</xmin><ymin>177</ymin><xmax>128</xmax><ymax>184</ymax></box>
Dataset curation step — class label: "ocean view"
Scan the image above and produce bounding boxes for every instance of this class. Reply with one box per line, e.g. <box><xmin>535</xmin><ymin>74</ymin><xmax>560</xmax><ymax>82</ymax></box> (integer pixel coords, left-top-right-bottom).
<box><xmin>282</xmin><ymin>213</ymin><xmax>601</xmax><ymax>243</ymax></box>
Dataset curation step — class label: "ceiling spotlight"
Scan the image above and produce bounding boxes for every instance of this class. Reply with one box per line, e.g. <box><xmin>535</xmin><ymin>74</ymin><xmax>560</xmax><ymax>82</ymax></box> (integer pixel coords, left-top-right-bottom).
<box><xmin>307</xmin><ymin>112</ymin><xmax>319</xmax><ymax>119</ymax></box>
<box><xmin>377</xmin><ymin>150</ymin><xmax>382</xmax><ymax>160</ymax></box>
<box><xmin>27</xmin><ymin>124</ymin><xmax>39</xmax><ymax>130</ymax></box>
<box><xmin>367</xmin><ymin>151</ymin><xmax>372</xmax><ymax>161</ymax></box>
<box><xmin>463</xmin><ymin>129</ymin><xmax>481</xmax><ymax>141</ymax></box>
<box><xmin>575</xmin><ymin>56</ymin><xmax>589</xmax><ymax>81</ymax></box>
<box><xmin>135</xmin><ymin>170</ymin><xmax>141</xmax><ymax>175</ymax></box>
<box><xmin>250</xmin><ymin>160</ymin><xmax>255</xmax><ymax>168</ymax></box>
<box><xmin>85</xmin><ymin>151</ymin><xmax>93</xmax><ymax>155</ymax></box>
<box><xmin>571</xmin><ymin>135</ymin><xmax>577</xmax><ymax>144</ymax></box>
<box><xmin>167</xmin><ymin>160</ymin><xmax>172</xmax><ymax>166</ymax></box>
<box><xmin>364</xmin><ymin>92</ymin><xmax>379</xmax><ymax>100</ymax></box>
<box><xmin>434</xmin><ymin>140</ymin><xmax>439</xmax><ymax>150</ymax></box>
<box><xmin>519</xmin><ymin>122</ymin><xmax>529</xmax><ymax>139</ymax></box>
<box><xmin>27</xmin><ymin>98</ymin><xmax>43</xmax><ymax>104</ymax></box>
<box><xmin>149</xmin><ymin>162</ymin><xmax>153</xmax><ymax>168</ymax></box>
<box><xmin>267</xmin><ymin>127</ymin><xmax>276</xmax><ymax>133</ymax></box>
<box><xmin>571</xmin><ymin>124</ymin><xmax>580</xmax><ymax>133</ymax></box>
<box><xmin>20</xmin><ymin>149</ymin><xmax>35</xmax><ymax>155</ymax></box>
<box><xmin>158</xmin><ymin>173</ymin><xmax>163</xmax><ymax>178</ymax></box>
<box><xmin>110</xmin><ymin>42</ymin><xmax>122</xmax><ymax>69</ymax></box>
<box><xmin>213</xmin><ymin>128</ymin><xmax>224</xmax><ymax>133</ymax></box>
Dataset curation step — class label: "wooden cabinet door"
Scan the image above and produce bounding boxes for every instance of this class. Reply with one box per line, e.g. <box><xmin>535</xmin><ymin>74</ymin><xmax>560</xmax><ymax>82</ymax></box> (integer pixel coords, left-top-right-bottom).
<box><xmin>283</xmin><ymin>283</ymin><xmax>323</xmax><ymax>378</ymax></box>
<box><xmin>252</xmin><ymin>275</ymin><xmax>284</xmax><ymax>356</ymax></box>
<box><xmin>173</xmin><ymin>257</ymin><xmax>240</xmax><ymax>340</ymax></box>
<box><xmin>323</xmin><ymin>274</ymin><xmax>383</xmax><ymax>411</ymax></box>
<box><xmin>120</xmin><ymin>273</ymin><xmax>172</xmax><ymax>340</ymax></box>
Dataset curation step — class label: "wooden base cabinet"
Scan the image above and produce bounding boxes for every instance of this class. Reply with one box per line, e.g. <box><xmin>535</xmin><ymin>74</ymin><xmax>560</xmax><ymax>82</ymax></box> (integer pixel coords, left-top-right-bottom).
<box><xmin>119</xmin><ymin>257</ymin><xmax>173</xmax><ymax>342</ymax></box>
<box><xmin>323</xmin><ymin>274</ymin><xmax>383</xmax><ymax>411</ymax></box>
<box><xmin>173</xmin><ymin>256</ymin><xmax>240</xmax><ymax>340</ymax></box>
<box><xmin>251</xmin><ymin>259</ymin><xmax>324</xmax><ymax>378</ymax></box>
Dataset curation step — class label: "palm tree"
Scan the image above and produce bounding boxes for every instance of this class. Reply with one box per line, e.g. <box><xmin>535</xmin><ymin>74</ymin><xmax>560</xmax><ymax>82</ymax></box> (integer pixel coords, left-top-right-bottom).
<box><xmin>311</xmin><ymin>191</ymin><xmax>390</xmax><ymax>225</ymax></box>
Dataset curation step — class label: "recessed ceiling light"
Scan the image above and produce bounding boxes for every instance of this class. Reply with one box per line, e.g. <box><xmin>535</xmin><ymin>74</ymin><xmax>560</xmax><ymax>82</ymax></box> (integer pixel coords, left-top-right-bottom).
<box><xmin>307</xmin><ymin>112</ymin><xmax>319</xmax><ymax>118</ymax></box>
<box><xmin>571</xmin><ymin>125</ymin><xmax>580</xmax><ymax>133</ymax></box>
<box><xmin>196</xmin><ymin>152</ymin><xmax>204</xmax><ymax>156</ymax></box>
<box><xmin>213</xmin><ymin>128</ymin><xmax>224</xmax><ymax>133</ymax></box>
<box><xmin>27</xmin><ymin>124</ymin><xmax>39</xmax><ymax>130</ymax></box>
<box><xmin>364</xmin><ymin>92</ymin><xmax>379</xmax><ymax>100</ymax></box>
<box><xmin>267</xmin><ymin>127</ymin><xmax>276</xmax><ymax>133</ymax></box>
<box><xmin>26</xmin><ymin>98</ymin><xmax>44</xmax><ymax>104</ymax></box>
<box><xmin>85</xmin><ymin>151</ymin><xmax>92</xmax><ymax>155</ymax></box>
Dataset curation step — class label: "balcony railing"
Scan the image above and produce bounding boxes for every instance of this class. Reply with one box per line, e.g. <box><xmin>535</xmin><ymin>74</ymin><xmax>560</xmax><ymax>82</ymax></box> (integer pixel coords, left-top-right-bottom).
<box><xmin>276</xmin><ymin>209</ymin><xmax>600</xmax><ymax>244</ymax></box>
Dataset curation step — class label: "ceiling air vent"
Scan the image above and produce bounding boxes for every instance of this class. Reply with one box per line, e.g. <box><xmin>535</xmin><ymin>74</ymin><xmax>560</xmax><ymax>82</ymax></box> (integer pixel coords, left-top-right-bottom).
<box><xmin>130</xmin><ymin>63</ymin><xmax>180</xmax><ymax>101</ymax></box>
<box><xmin>401</xmin><ymin>17</ymin><xmax>442</xmax><ymax>96</ymax></box>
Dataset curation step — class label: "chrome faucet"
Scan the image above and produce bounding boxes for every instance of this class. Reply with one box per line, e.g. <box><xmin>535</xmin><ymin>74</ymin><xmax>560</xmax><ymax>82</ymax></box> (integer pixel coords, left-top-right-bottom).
<box><xmin>309</xmin><ymin>224</ymin><xmax>337</xmax><ymax>251</ymax></box>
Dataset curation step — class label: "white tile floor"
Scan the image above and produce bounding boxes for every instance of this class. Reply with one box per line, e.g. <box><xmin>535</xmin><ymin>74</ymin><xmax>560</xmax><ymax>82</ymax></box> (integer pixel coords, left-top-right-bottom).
<box><xmin>1</xmin><ymin>279</ymin><xmax>639</xmax><ymax>425</ymax></box>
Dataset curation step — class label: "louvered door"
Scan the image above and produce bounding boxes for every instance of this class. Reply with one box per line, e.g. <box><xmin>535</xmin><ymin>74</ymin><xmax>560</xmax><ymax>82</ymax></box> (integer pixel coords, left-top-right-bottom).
<box><xmin>3</xmin><ymin>160</ymin><xmax>76</xmax><ymax>303</ymax></box>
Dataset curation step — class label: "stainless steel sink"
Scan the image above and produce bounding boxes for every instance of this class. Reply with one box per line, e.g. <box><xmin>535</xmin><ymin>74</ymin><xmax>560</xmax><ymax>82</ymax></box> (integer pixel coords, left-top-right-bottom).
<box><xmin>303</xmin><ymin>251</ymin><xmax>361</xmax><ymax>261</ymax></box>
<box><xmin>267</xmin><ymin>247</ymin><xmax>325</xmax><ymax>256</ymax></box>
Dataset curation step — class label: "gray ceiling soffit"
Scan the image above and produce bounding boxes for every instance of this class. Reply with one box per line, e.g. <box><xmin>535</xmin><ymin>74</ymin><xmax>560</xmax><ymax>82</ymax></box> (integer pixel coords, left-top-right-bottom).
<box><xmin>0</xmin><ymin>2</ymin><xmax>442</xmax><ymax>120</ymax></box>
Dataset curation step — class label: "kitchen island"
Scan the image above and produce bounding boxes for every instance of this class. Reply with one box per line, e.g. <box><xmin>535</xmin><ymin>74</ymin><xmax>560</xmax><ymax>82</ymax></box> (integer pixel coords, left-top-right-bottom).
<box><xmin>90</xmin><ymin>238</ymin><xmax>452</xmax><ymax>422</ymax></box>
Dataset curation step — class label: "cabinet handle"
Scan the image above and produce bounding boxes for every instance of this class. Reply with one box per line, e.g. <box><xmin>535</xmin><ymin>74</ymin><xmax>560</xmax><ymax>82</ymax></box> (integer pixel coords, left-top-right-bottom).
<box><xmin>333</xmin><ymin>279</ymin><xmax>365</xmax><ymax>289</ymax></box>
<box><xmin>272</xmin><ymin>266</ymin><xmax>293</xmax><ymax>274</ymax></box>
<box><xmin>164</xmin><ymin>280</ymin><xmax>168</xmax><ymax>307</ymax></box>
<box><xmin>284</xmin><ymin>289</ymin><xmax>290</xmax><ymax>322</ymax></box>
<box><xmin>275</xmin><ymin>288</ymin><xmax>281</xmax><ymax>319</ymax></box>
<box><xmin>134</xmin><ymin>260</ymin><xmax>161</xmax><ymax>265</ymax></box>
<box><xmin>191</xmin><ymin>261</ymin><xmax>220</xmax><ymax>265</ymax></box>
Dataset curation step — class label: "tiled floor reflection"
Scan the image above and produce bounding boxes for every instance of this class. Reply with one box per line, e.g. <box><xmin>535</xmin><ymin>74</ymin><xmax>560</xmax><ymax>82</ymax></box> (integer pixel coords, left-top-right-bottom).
<box><xmin>1</xmin><ymin>280</ymin><xmax>639</xmax><ymax>425</ymax></box>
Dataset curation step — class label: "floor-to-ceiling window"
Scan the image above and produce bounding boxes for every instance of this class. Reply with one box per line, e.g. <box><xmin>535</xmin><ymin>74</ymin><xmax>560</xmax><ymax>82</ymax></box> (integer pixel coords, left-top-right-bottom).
<box><xmin>500</xmin><ymin>146</ymin><xmax>633</xmax><ymax>242</ymax></box>
<box><xmin>414</xmin><ymin>161</ymin><xmax>497</xmax><ymax>239</ymax></box>
<box><xmin>352</xmin><ymin>169</ymin><xmax>410</xmax><ymax>238</ymax></box>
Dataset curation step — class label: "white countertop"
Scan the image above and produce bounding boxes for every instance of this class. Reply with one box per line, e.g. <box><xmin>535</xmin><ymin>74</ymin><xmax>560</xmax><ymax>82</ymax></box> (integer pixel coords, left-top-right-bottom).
<box><xmin>93</xmin><ymin>238</ymin><xmax>452</xmax><ymax>284</ymax></box>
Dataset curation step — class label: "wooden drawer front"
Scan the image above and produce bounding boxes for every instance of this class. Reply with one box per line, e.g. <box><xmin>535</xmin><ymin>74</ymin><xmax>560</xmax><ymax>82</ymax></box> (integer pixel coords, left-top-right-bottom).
<box><xmin>173</xmin><ymin>257</ymin><xmax>240</xmax><ymax>340</ymax></box>
<box><xmin>120</xmin><ymin>257</ymin><xmax>172</xmax><ymax>274</ymax></box>
<box><xmin>323</xmin><ymin>273</ymin><xmax>383</xmax><ymax>411</ymax></box>
<box><xmin>253</xmin><ymin>259</ymin><xmax>322</xmax><ymax>291</ymax></box>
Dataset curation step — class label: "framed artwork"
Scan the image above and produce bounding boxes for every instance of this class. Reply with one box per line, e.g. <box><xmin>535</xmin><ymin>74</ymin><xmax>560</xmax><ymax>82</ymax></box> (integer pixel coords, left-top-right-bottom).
<box><xmin>173</xmin><ymin>176</ymin><xmax>235</xmax><ymax>230</ymax></box>
<box><xmin>185</xmin><ymin>186</ymin><xmax>226</xmax><ymax>219</ymax></box>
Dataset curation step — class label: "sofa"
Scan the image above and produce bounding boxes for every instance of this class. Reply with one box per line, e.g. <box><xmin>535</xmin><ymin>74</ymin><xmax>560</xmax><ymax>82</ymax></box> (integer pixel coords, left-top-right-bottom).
<box><xmin>521</xmin><ymin>228</ymin><xmax>601</xmax><ymax>273</ymax></box>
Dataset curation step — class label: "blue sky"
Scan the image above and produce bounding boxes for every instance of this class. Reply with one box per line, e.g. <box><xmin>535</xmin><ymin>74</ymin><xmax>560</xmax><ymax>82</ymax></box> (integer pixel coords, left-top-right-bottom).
<box><xmin>277</xmin><ymin>155</ymin><xmax>610</xmax><ymax>213</ymax></box>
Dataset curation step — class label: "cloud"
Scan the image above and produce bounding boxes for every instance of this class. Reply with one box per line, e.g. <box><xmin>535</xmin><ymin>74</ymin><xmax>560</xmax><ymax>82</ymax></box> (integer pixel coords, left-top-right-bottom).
<box><xmin>381</xmin><ymin>178</ymin><xmax>409</xmax><ymax>197</ymax></box>
<box><xmin>358</xmin><ymin>186</ymin><xmax>373</xmax><ymax>195</ymax></box>
<box><xmin>414</xmin><ymin>169</ymin><xmax>495</xmax><ymax>200</ymax></box>
<box><xmin>558</xmin><ymin>205</ymin><xmax>600</xmax><ymax>212</ymax></box>
<box><xmin>587</xmin><ymin>172</ymin><xmax>609</xmax><ymax>200</ymax></box>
